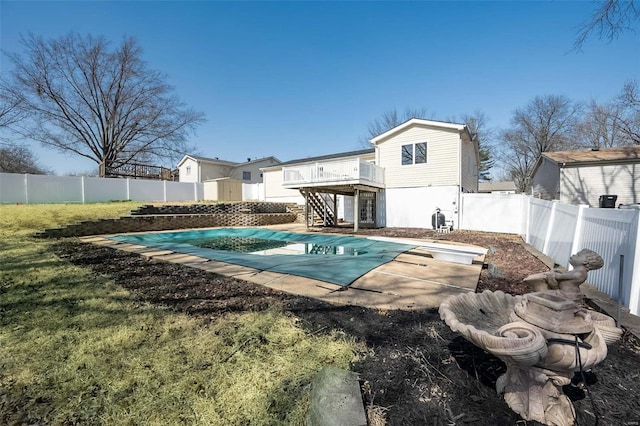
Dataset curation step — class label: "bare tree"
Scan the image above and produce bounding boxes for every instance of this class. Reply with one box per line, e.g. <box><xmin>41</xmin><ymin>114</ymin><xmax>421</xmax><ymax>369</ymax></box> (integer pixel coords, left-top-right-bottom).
<box><xmin>574</xmin><ymin>0</ymin><xmax>640</xmax><ymax>50</ymax></box>
<box><xmin>461</xmin><ymin>111</ymin><xmax>495</xmax><ymax>181</ymax></box>
<box><xmin>577</xmin><ymin>100</ymin><xmax>628</xmax><ymax>148</ymax></box>
<box><xmin>615</xmin><ymin>80</ymin><xmax>640</xmax><ymax>144</ymax></box>
<box><xmin>0</xmin><ymin>144</ymin><xmax>51</xmax><ymax>174</ymax></box>
<box><xmin>361</xmin><ymin>107</ymin><xmax>434</xmax><ymax>145</ymax></box>
<box><xmin>499</xmin><ymin>95</ymin><xmax>583</xmax><ymax>192</ymax></box>
<box><xmin>0</xmin><ymin>79</ymin><xmax>25</xmax><ymax>128</ymax></box>
<box><xmin>1</xmin><ymin>33</ymin><xmax>204</xmax><ymax>174</ymax></box>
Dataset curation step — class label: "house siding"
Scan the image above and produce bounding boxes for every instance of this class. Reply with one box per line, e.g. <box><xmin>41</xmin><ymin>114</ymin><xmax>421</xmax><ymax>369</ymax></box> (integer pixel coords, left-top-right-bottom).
<box><xmin>532</xmin><ymin>157</ymin><xmax>561</xmax><ymax>200</ymax></box>
<box><xmin>376</xmin><ymin>125</ymin><xmax>460</xmax><ymax>188</ymax></box>
<box><xmin>460</xmin><ymin>132</ymin><xmax>478</xmax><ymax>192</ymax></box>
<box><xmin>178</xmin><ymin>158</ymin><xmax>199</xmax><ymax>183</ymax></box>
<box><xmin>560</xmin><ymin>163</ymin><xmax>640</xmax><ymax>207</ymax></box>
<box><xmin>200</xmin><ymin>163</ymin><xmax>233</xmax><ymax>182</ymax></box>
<box><xmin>229</xmin><ymin>158</ymin><xmax>280</xmax><ymax>184</ymax></box>
<box><xmin>263</xmin><ymin>168</ymin><xmax>304</xmax><ymax>203</ymax></box>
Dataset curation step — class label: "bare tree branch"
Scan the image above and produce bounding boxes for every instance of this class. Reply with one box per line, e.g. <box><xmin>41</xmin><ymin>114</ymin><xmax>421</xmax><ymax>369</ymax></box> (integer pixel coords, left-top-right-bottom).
<box><xmin>574</xmin><ymin>0</ymin><xmax>640</xmax><ymax>50</ymax></box>
<box><xmin>361</xmin><ymin>107</ymin><xmax>434</xmax><ymax>146</ymax></box>
<box><xmin>1</xmin><ymin>33</ymin><xmax>205</xmax><ymax>173</ymax></box>
<box><xmin>499</xmin><ymin>95</ymin><xmax>582</xmax><ymax>192</ymax></box>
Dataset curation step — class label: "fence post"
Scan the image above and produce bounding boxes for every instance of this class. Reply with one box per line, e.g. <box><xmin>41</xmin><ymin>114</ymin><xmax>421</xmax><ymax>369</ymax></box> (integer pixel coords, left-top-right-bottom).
<box><xmin>629</xmin><ymin>211</ymin><xmax>640</xmax><ymax>316</ymax></box>
<box><xmin>193</xmin><ymin>182</ymin><xmax>198</xmax><ymax>202</ymax></box>
<box><xmin>542</xmin><ymin>200</ymin><xmax>558</xmax><ymax>255</ymax></box>
<box><xmin>126</xmin><ymin>178</ymin><xmax>131</xmax><ymax>200</ymax></box>
<box><xmin>81</xmin><ymin>176</ymin><xmax>86</xmax><ymax>204</ymax></box>
<box><xmin>524</xmin><ymin>195</ymin><xmax>531</xmax><ymax>243</ymax></box>
<box><xmin>24</xmin><ymin>174</ymin><xmax>29</xmax><ymax>204</ymax></box>
<box><xmin>163</xmin><ymin>180</ymin><xmax>167</xmax><ymax>202</ymax></box>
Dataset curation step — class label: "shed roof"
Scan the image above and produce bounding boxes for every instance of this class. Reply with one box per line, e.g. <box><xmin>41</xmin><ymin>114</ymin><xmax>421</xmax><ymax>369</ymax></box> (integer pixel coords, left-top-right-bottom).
<box><xmin>542</xmin><ymin>146</ymin><xmax>640</xmax><ymax>165</ymax></box>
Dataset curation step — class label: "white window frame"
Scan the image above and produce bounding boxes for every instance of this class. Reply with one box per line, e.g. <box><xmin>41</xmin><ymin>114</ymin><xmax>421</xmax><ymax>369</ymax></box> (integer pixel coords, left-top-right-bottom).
<box><xmin>401</xmin><ymin>142</ymin><xmax>427</xmax><ymax>165</ymax></box>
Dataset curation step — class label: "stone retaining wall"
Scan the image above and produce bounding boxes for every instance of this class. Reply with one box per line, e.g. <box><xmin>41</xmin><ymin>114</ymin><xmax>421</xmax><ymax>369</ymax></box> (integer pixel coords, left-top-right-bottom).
<box><xmin>37</xmin><ymin>202</ymin><xmax>298</xmax><ymax>238</ymax></box>
<box><xmin>131</xmin><ymin>202</ymin><xmax>290</xmax><ymax>216</ymax></box>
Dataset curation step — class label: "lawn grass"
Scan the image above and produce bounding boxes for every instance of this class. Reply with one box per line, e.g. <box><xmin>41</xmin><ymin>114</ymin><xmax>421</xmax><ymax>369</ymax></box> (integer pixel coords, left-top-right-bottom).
<box><xmin>0</xmin><ymin>203</ymin><xmax>362</xmax><ymax>425</ymax></box>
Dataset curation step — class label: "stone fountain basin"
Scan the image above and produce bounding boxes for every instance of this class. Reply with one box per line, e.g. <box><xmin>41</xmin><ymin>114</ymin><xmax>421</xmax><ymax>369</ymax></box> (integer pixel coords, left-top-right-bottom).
<box><xmin>440</xmin><ymin>290</ymin><xmax>622</xmax><ymax>373</ymax></box>
<box><xmin>439</xmin><ymin>290</ymin><xmax>548</xmax><ymax>366</ymax></box>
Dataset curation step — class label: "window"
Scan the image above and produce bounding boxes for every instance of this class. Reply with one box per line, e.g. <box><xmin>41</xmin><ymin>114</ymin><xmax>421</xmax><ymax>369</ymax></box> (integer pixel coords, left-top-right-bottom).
<box><xmin>401</xmin><ymin>144</ymin><xmax>413</xmax><ymax>165</ymax></box>
<box><xmin>242</xmin><ymin>171</ymin><xmax>251</xmax><ymax>180</ymax></box>
<box><xmin>186</xmin><ymin>166</ymin><xmax>191</xmax><ymax>176</ymax></box>
<box><xmin>415</xmin><ymin>142</ymin><xmax>427</xmax><ymax>163</ymax></box>
<box><xmin>401</xmin><ymin>142</ymin><xmax>427</xmax><ymax>165</ymax></box>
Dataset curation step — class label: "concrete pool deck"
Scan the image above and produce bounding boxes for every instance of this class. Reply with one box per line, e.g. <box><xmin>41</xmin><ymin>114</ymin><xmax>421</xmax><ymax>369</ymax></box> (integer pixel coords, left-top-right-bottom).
<box><xmin>80</xmin><ymin>224</ymin><xmax>485</xmax><ymax>311</ymax></box>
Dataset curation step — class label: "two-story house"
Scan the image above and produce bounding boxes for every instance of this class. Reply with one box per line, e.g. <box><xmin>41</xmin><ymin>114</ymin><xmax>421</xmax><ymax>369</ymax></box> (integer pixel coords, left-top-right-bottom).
<box><xmin>262</xmin><ymin>118</ymin><xmax>479</xmax><ymax>230</ymax></box>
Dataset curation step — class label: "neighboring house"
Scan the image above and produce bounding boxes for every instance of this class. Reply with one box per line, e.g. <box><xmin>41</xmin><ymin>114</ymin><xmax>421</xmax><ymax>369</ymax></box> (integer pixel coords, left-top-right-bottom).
<box><xmin>478</xmin><ymin>181</ymin><xmax>517</xmax><ymax>194</ymax></box>
<box><xmin>262</xmin><ymin>118</ymin><xmax>479</xmax><ymax>230</ymax></box>
<box><xmin>531</xmin><ymin>146</ymin><xmax>640</xmax><ymax>207</ymax></box>
<box><xmin>177</xmin><ymin>155</ymin><xmax>281</xmax><ymax>184</ymax></box>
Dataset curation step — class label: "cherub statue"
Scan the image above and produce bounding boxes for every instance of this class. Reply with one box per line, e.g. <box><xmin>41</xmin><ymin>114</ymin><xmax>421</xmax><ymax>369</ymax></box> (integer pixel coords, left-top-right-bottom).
<box><xmin>524</xmin><ymin>249</ymin><xmax>604</xmax><ymax>299</ymax></box>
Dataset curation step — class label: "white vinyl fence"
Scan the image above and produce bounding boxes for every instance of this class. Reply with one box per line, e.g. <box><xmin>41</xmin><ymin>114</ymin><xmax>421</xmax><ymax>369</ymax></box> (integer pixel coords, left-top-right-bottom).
<box><xmin>461</xmin><ymin>193</ymin><xmax>640</xmax><ymax>316</ymax></box>
<box><xmin>2</xmin><ymin>172</ymin><xmax>638</xmax><ymax>316</ymax></box>
<box><xmin>0</xmin><ymin>173</ymin><xmax>204</xmax><ymax>204</ymax></box>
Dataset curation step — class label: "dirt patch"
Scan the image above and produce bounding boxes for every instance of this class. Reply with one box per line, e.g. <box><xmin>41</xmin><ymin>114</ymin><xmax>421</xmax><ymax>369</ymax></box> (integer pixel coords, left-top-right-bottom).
<box><xmin>51</xmin><ymin>228</ymin><xmax>640</xmax><ymax>425</ymax></box>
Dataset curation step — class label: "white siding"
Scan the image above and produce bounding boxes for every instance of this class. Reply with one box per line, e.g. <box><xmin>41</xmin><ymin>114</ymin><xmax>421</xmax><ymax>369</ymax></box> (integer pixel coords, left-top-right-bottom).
<box><xmin>560</xmin><ymin>163</ymin><xmax>639</xmax><ymax>207</ymax></box>
<box><xmin>532</xmin><ymin>157</ymin><xmax>560</xmax><ymax>200</ymax></box>
<box><xmin>229</xmin><ymin>158</ymin><xmax>280</xmax><ymax>183</ymax></box>
<box><xmin>178</xmin><ymin>158</ymin><xmax>199</xmax><ymax>183</ymax></box>
<box><xmin>376</xmin><ymin>125</ymin><xmax>461</xmax><ymax>188</ymax></box>
<box><xmin>263</xmin><ymin>168</ymin><xmax>304</xmax><ymax>203</ymax></box>
<box><xmin>200</xmin><ymin>163</ymin><xmax>233</xmax><ymax>182</ymax></box>
<box><xmin>460</xmin><ymin>132</ymin><xmax>478</xmax><ymax>192</ymax></box>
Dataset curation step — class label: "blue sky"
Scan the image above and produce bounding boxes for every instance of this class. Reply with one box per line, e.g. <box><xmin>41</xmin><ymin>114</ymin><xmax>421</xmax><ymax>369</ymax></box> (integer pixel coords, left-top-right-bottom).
<box><xmin>1</xmin><ymin>1</ymin><xmax>639</xmax><ymax>175</ymax></box>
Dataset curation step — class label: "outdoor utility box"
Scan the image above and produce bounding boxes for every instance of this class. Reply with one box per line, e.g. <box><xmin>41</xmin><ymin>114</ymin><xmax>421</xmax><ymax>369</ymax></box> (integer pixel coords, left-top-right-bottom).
<box><xmin>599</xmin><ymin>195</ymin><xmax>617</xmax><ymax>208</ymax></box>
<box><xmin>432</xmin><ymin>210</ymin><xmax>446</xmax><ymax>229</ymax></box>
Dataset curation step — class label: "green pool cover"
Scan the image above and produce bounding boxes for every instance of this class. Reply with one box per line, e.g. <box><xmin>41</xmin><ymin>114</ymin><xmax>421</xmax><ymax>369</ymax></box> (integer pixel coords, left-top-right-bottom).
<box><xmin>109</xmin><ymin>228</ymin><xmax>416</xmax><ymax>287</ymax></box>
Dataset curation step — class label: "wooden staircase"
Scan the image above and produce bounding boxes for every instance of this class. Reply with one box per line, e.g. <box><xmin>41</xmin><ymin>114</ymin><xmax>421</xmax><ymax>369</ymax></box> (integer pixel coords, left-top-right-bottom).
<box><xmin>300</xmin><ymin>190</ymin><xmax>336</xmax><ymax>226</ymax></box>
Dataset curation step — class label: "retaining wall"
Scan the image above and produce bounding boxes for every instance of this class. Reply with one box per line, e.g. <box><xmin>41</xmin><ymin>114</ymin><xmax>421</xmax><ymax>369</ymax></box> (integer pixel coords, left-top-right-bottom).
<box><xmin>37</xmin><ymin>202</ymin><xmax>298</xmax><ymax>238</ymax></box>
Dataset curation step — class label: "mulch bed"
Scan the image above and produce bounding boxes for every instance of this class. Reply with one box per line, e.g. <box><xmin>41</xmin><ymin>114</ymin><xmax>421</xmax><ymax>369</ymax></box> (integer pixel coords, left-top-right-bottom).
<box><xmin>51</xmin><ymin>227</ymin><xmax>640</xmax><ymax>425</ymax></box>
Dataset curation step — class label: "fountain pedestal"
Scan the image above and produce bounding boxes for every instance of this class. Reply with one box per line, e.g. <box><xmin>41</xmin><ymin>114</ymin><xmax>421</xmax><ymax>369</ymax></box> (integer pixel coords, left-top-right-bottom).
<box><xmin>439</xmin><ymin>249</ymin><xmax>622</xmax><ymax>425</ymax></box>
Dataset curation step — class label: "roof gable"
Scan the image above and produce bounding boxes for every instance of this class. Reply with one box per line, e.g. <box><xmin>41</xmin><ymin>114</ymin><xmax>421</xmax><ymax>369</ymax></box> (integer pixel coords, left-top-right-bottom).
<box><xmin>177</xmin><ymin>154</ymin><xmax>238</xmax><ymax>168</ymax></box>
<box><xmin>178</xmin><ymin>155</ymin><xmax>281</xmax><ymax>168</ymax></box>
<box><xmin>230</xmin><ymin>156</ymin><xmax>281</xmax><ymax>170</ymax></box>
<box><xmin>370</xmin><ymin>118</ymin><xmax>467</xmax><ymax>145</ymax></box>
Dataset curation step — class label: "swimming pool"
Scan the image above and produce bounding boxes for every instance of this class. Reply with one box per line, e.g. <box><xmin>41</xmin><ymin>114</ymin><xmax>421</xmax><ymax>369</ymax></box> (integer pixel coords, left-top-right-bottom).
<box><xmin>109</xmin><ymin>228</ymin><xmax>415</xmax><ymax>286</ymax></box>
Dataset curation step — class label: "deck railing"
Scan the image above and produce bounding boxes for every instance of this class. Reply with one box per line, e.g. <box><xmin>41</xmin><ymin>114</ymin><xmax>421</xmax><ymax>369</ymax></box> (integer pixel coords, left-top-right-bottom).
<box><xmin>282</xmin><ymin>158</ymin><xmax>384</xmax><ymax>187</ymax></box>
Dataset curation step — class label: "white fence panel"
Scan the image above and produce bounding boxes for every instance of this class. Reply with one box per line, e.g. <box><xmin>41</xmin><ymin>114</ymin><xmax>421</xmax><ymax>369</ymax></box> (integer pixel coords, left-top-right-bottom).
<box><xmin>545</xmin><ymin>202</ymin><xmax>579</xmax><ymax>268</ymax></box>
<box><xmin>460</xmin><ymin>193</ymin><xmax>527</xmax><ymax>234</ymax></box>
<box><xmin>28</xmin><ymin>175</ymin><xmax>83</xmax><ymax>203</ymax></box>
<box><xmin>0</xmin><ymin>173</ymin><xmax>28</xmax><ymax>203</ymax></box>
<box><xmin>84</xmin><ymin>177</ymin><xmax>128</xmax><ymax>202</ymax></box>
<box><xmin>578</xmin><ymin>208</ymin><xmax>638</xmax><ymax>311</ymax></box>
<box><xmin>166</xmin><ymin>182</ymin><xmax>198</xmax><ymax>202</ymax></box>
<box><xmin>242</xmin><ymin>183</ymin><xmax>264</xmax><ymax>201</ymax></box>
<box><xmin>527</xmin><ymin>198</ymin><xmax>553</xmax><ymax>252</ymax></box>
<box><xmin>0</xmin><ymin>172</ymin><xmax>202</xmax><ymax>204</ymax></box>
<box><xmin>128</xmin><ymin>179</ymin><xmax>165</xmax><ymax>201</ymax></box>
